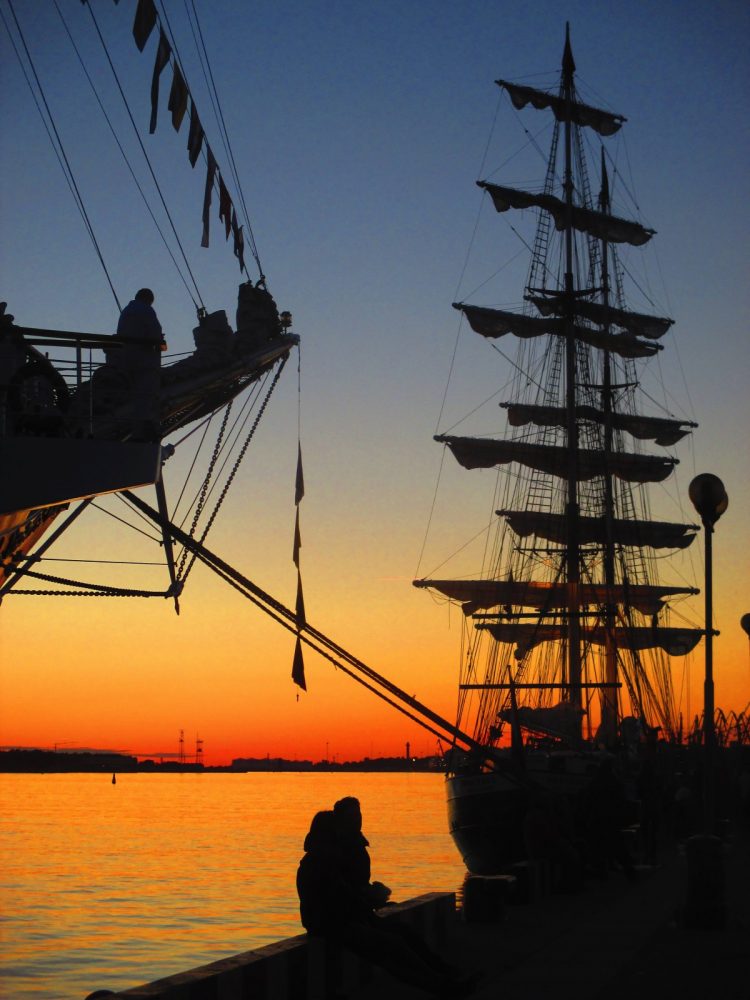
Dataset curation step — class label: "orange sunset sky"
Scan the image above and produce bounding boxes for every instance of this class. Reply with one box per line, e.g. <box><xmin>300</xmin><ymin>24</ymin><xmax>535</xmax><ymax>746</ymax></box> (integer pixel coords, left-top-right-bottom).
<box><xmin>1</xmin><ymin>4</ymin><xmax>748</xmax><ymax>765</ymax></box>
<box><xmin>1</xmin><ymin>473</ymin><xmax>748</xmax><ymax>766</ymax></box>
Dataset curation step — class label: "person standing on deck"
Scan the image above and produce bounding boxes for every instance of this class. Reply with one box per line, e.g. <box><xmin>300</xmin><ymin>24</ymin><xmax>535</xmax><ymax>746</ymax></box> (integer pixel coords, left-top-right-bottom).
<box><xmin>108</xmin><ymin>288</ymin><xmax>166</xmax><ymax>439</ymax></box>
<box><xmin>115</xmin><ymin>289</ymin><xmax>166</xmax><ymax>361</ymax></box>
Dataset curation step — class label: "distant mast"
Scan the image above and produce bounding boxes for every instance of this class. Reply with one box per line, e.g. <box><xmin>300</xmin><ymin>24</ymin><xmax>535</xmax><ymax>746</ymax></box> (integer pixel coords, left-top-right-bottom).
<box><xmin>561</xmin><ymin>24</ymin><xmax>582</xmax><ymax>728</ymax></box>
<box><xmin>598</xmin><ymin>147</ymin><xmax>618</xmax><ymax>743</ymax></box>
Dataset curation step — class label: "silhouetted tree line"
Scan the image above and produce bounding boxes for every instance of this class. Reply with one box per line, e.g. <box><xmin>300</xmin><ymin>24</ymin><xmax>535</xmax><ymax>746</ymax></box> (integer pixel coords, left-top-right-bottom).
<box><xmin>0</xmin><ymin>749</ymin><xmax>139</xmax><ymax>772</ymax></box>
<box><xmin>231</xmin><ymin>756</ymin><xmax>445</xmax><ymax>773</ymax></box>
<box><xmin>0</xmin><ymin>749</ymin><xmax>444</xmax><ymax>773</ymax></box>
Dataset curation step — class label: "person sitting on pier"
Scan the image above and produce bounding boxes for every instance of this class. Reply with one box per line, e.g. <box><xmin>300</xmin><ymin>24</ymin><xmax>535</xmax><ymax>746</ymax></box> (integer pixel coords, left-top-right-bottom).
<box><xmin>296</xmin><ymin>809</ymin><xmax>479</xmax><ymax>998</ymax></box>
<box><xmin>333</xmin><ymin>795</ymin><xmax>391</xmax><ymax>910</ymax></box>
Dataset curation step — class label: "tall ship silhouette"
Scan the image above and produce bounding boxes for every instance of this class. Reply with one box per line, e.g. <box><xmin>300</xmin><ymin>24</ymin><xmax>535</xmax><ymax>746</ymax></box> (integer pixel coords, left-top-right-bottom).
<box><xmin>414</xmin><ymin>27</ymin><xmax>703</xmax><ymax>874</ymax></box>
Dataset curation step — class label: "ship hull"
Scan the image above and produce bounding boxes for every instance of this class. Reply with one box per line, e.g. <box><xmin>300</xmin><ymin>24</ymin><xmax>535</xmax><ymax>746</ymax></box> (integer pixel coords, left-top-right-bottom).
<box><xmin>446</xmin><ymin>769</ymin><xmax>527</xmax><ymax>874</ymax></box>
<box><xmin>446</xmin><ymin>749</ymin><xmax>606</xmax><ymax>874</ymax></box>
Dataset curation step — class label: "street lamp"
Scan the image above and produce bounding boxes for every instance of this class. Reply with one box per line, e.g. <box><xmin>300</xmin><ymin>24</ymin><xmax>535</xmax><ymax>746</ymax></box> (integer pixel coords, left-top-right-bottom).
<box><xmin>684</xmin><ymin>474</ymin><xmax>728</xmax><ymax>930</ymax></box>
<box><xmin>688</xmin><ymin>473</ymin><xmax>728</xmax><ymax>834</ymax></box>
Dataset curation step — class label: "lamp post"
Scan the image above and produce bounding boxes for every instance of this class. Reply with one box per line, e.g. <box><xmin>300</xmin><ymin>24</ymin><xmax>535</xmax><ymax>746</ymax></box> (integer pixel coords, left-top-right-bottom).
<box><xmin>683</xmin><ymin>474</ymin><xmax>728</xmax><ymax>930</ymax></box>
<box><xmin>688</xmin><ymin>473</ymin><xmax>728</xmax><ymax>835</ymax></box>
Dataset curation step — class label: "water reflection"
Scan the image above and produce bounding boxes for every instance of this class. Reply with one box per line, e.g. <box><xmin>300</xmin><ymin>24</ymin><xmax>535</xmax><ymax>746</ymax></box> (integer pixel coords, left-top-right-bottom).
<box><xmin>0</xmin><ymin>772</ymin><xmax>466</xmax><ymax>999</ymax></box>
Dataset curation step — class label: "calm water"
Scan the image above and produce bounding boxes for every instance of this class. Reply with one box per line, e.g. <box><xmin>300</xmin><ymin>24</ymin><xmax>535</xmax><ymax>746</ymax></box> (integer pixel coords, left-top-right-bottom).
<box><xmin>0</xmin><ymin>771</ymin><xmax>466</xmax><ymax>999</ymax></box>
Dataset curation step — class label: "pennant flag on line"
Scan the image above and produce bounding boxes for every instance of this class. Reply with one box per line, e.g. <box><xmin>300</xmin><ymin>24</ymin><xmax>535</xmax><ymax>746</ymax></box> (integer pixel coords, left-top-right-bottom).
<box><xmin>219</xmin><ymin>176</ymin><xmax>232</xmax><ymax>239</ymax></box>
<box><xmin>292</xmin><ymin>440</ymin><xmax>306</xmax><ymax>689</ymax></box>
<box><xmin>132</xmin><ymin>0</ymin><xmax>156</xmax><ymax>52</ymax></box>
<box><xmin>201</xmin><ymin>148</ymin><xmax>217</xmax><ymax>248</ymax></box>
<box><xmin>231</xmin><ymin>209</ymin><xmax>245</xmax><ymax>271</ymax></box>
<box><xmin>123</xmin><ymin>0</ymin><xmax>246</xmax><ymax>272</ymax></box>
<box><xmin>168</xmin><ymin>64</ymin><xmax>188</xmax><ymax>131</ymax></box>
<box><xmin>292</xmin><ymin>635</ymin><xmax>307</xmax><ymax>691</ymax></box>
<box><xmin>296</xmin><ymin>574</ymin><xmax>306</xmax><ymax>629</ymax></box>
<box><xmin>295</xmin><ymin>444</ymin><xmax>305</xmax><ymax>505</ymax></box>
<box><xmin>149</xmin><ymin>30</ymin><xmax>171</xmax><ymax>134</ymax></box>
<box><xmin>293</xmin><ymin>508</ymin><xmax>301</xmax><ymax>567</ymax></box>
<box><xmin>187</xmin><ymin>100</ymin><xmax>204</xmax><ymax>166</ymax></box>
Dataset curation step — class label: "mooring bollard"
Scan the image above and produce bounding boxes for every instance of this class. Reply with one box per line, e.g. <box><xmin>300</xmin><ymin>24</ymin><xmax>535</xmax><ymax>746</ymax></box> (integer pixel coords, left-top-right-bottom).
<box><xmin>462</xmin><ymin>874</ymin><xmax>516</xmax><ymax>921</ymax></box>
<box><xmin>684</xmin><ymin>833</ymin><xmax>726</xmax><ymax>929</ymax></box>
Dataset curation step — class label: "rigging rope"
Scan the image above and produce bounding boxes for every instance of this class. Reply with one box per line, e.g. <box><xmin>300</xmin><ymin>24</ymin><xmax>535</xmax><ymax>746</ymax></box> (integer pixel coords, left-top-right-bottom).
<box><xmin>177</xmin><ymin>356</ymin><xmax>288</xmax><ymax>584</ymax></box>
<box><xmin>182</xmin><ymin>0</ymin><xmax>264</xmax><ymax>280</ymax></box>
<box><xmin>121</xmin><ymin>489</ymin><xmax>500</xmax><ymax>763</ymax></box>
<box><xmin>202</xmin><ymin>557</ymin><xmax>455</xmax><ymax>746</ymax></box>
<box><xmin>172</xmin><ymin>383</ymin><xmax>260</xmax><ymax>532</ymax></box>
<box><xmin>42</xmin><ymin>361</ymin><xmax>289</xmax><ymax>599</ymax></box>
<box><xmin>175</xmin><ymin>399</ymin><xmax>234</xmax><ymax>580</ymax></box>
<box><xmin>3</xmin><ymin>1</ymin><xmax>121</xmax><ymax>311</ymax></box>
<box><xmin>0</xmin><ymin>501</ymin><xmax>93</xmax><ymax>599</ymax></box>
<box><xmin>33</xmin><ymin>557</ymin><xmax>164</xmax><ymax>566</ymax></box>
<box><xmin>169</xmin><ymin>412</ymin><xmax>217</xmax><ymax>523</ymax></box>
<box><xmin>90</xmin><ymin>500</ymin><xmax>161</xmax><ymax>543</ymax></box>
<box><xmin>84</xmin><ymin>2</ymin><xmax>204</xmax><ymax>311</ymax></box>
<box><xmin>53</xmin><ymin>0</ymin><xmax>198</xmax><ymax>308</ymax></box>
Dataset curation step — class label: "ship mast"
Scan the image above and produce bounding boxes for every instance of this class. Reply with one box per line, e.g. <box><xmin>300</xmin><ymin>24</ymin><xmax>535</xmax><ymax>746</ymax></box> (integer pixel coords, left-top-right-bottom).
<box><xmin>598</xmin><ymin>148</ymin><xmax>619</xmax><ymax>741</ymax></box>
<box><xmin>562</xmin><ymin>25</ymin><xmax>582</xmax><ymax>726</ymax></box>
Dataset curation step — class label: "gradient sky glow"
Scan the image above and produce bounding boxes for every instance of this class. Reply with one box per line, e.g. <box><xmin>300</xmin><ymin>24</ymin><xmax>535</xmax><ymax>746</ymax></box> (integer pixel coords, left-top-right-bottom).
<box><xmin>1</xmin><ymin>1</ymin><xmax>748</xmax><ymax>764</ymax></box>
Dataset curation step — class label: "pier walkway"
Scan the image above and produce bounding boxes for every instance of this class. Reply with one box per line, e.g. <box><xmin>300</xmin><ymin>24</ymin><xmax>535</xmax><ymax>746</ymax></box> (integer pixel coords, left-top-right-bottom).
<box><xmin>358</xmin><ymin>828</ymin><xmax>749</xmax><ymax>1000</ymax></box>
<box><xmin>94</xmin><ymin>827</ymin><xmax>748</xmax><ymax>1000</ymax></box>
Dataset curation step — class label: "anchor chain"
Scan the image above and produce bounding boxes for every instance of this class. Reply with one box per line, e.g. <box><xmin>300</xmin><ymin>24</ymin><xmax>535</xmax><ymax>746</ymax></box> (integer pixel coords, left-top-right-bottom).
<box><xmin>10</xmin><ymin>589</ymin><xmax>164</xmax><ymax>598</ymax></box>
<box><xmin>178</xmin><ymin>355</ymin><xmax>288</xmax><ymax>586</ymax></box>
<box><xmin>175</xmin><ymin>399</ymin><xmax>234</xmax><ymax>580</ymax></box>
<box><xmin>14</xmin><ymin>568</ymin><xmax>173</xmax><ymax>599</ymax></box>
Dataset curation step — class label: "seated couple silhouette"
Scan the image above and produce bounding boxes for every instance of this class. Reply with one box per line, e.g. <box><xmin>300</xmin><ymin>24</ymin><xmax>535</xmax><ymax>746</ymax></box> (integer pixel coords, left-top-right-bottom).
<box><xmin>296</xmin><ymin>796</ymin><xmax>480</xmax><ymax>998</ymax></box>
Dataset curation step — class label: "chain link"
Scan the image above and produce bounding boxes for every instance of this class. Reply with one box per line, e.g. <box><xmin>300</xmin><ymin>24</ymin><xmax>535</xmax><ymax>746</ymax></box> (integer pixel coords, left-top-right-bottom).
<box><xmin>176</xmin><ymin>399</ymin><xmax>234</xmax><ymax>580</ymax></box>
<box><xmin>179</xmin><ymin>356</ymin><xmax>287</xmax><ymax>586</ymax></box>
<box><xmin>10</xmin><ymin>589</ymin><xmax>163</xmax><ymax>598</ymax></box>
<box><xmin>18</xmin><ymin>569</ymin><xmax>170</xmax><ymax>598</ymax></box>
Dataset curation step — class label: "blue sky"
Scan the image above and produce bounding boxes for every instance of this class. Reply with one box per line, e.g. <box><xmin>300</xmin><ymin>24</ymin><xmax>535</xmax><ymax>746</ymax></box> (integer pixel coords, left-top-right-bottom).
<box><xmin>1</xmin><ymin>1</ymin><xmax>748</xmax><ymax>758</ymax></box>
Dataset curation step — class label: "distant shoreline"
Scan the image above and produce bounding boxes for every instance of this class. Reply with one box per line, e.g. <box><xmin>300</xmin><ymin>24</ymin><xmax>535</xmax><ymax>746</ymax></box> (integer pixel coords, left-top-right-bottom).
<box><xmin>0</xmin><ymin>748</ymin><xmax>445</xmax><ymax>774</ymax></box>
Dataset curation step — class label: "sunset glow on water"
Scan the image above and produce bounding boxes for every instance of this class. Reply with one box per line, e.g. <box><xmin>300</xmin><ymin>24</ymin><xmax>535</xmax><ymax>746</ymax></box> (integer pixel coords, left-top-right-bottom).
<box><xmin>0</xmin><ymin>771</ymin><xmax>466</xmax><ymax>998</ymax></box>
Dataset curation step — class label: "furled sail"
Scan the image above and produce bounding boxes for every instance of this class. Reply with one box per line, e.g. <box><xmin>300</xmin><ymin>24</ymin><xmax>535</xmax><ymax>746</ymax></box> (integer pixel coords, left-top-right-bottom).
<box><xmin>455</xmin><ymin>304</ymin><xmax>660</xmax><ymax>359</ymax></box>
<box><xmin>498</xmin><ymin>510</ymin><xmax>699</xmax><ymax>550</ymax></box>
<box><xmin>496</xmin><ymin>79</ymin><xmax>625</xmax><ymax>137</ymax></box>
<box><xmin>456</xmin><ymin>304</ymin><xmax>550</xmax><ymax>339</ymax></box>
<box><xmin>501</xmin><ymin>404</ymin><xmax>695</xmax><ymax>447</ymax></box>
<box><xmin>527</xmin><ymin>296</ymin><xmax>673</xmax><ymax>339</ymax></box>
<box><xmin>498</xmin><ymin>702</ymin><xmax>586</xmax><ymax>740</ymax></box>
<box><xmin>436</xmin><ymin>435</ymin><xmax>677</xmax><ymax>483</ymax></box>
<box><xmin>478</xmin><ymin>182</ymin><xmax>655</xmax><ymax>247</ymax></box>
<box><xmin>478</xmin><ymin>622</ymin><xmax>703</xmax><ymax>658</ymax></box>
<box><xmin>411</xmin><ymin>578</ymin><xmax>698</xmax><ymax>617</ymax></box>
